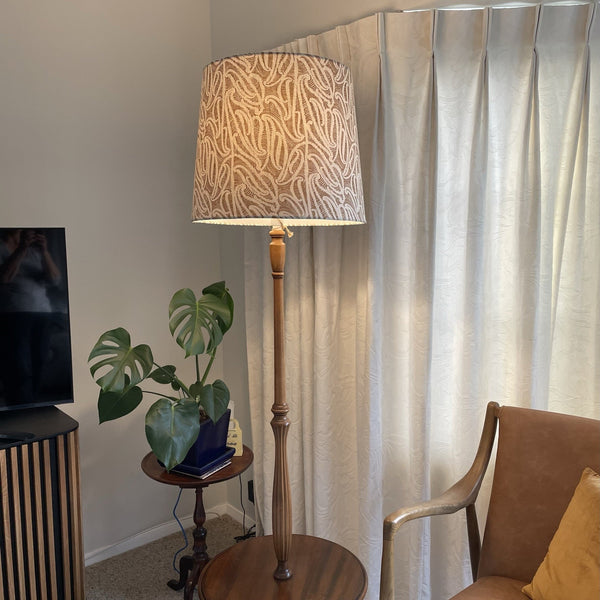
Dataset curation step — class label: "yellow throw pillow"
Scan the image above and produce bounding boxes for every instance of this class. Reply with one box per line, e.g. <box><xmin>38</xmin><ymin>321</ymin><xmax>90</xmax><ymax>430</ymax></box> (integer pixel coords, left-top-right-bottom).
<box><xmin>522</xmin><ymin>467</ymin><xmax>600</xmax><ymax>600</ymax></box>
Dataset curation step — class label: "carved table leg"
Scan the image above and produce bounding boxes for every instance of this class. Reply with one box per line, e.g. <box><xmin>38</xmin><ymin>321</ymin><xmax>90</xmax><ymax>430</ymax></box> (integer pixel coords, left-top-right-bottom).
<box><xmin>167</xmin><ymin>554</ymin><xmax>193</xmax><ymax>590</ymax></box>
<box><xmin>184</xmin><ymin>486</ymin><xmax>209</xmax><ymax>600</ymax></box>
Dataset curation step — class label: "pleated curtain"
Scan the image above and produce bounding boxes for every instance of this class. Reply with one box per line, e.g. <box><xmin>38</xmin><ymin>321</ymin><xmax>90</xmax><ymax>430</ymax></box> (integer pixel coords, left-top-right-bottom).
<box><xmin>243</xmin><ymin>4</ymin><xmax>599</xmax><ymax>599</ymax></box>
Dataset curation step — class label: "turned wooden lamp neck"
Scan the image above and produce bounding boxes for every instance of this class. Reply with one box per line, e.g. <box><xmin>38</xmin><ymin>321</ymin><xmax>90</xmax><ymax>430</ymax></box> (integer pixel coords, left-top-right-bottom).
<box><xmin>269</xmin><ymin>226</ymin><xmax>293</xmax><ymax>580</ymax></box>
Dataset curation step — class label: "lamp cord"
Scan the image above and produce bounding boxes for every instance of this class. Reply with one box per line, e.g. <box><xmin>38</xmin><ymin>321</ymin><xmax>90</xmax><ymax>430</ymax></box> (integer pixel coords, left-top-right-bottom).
<box><xmin>171</xmin><ymin>487</ymin><xmax>188</xmax><ymax>573</ymax></box>
<box><xmin>234</xmin><ymin>474</ymin><xmax>256</xmax><ymax>542</ymax></box>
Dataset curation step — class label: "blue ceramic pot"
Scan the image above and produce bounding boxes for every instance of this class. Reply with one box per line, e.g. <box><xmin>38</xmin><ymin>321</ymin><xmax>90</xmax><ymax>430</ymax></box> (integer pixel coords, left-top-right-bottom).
<box><xmin>179</xmin><ymin>409</ymin><xmax>231</xmax><ymax>469</ymax></box>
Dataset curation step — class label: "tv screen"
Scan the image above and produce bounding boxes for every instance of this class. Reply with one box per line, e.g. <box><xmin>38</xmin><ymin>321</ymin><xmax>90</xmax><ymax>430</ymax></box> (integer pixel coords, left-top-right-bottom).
<box><xmin>0</xmin><ymin>227</ymin><xmax>74</xmax><ymax>411</ymax></box>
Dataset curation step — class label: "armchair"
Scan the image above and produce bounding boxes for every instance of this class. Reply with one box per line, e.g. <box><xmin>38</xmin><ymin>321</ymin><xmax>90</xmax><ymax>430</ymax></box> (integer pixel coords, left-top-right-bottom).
<box><xmin>380</xmin><ymin>402</ymin><xmax>600</xmax><ymax>599</ymax></box>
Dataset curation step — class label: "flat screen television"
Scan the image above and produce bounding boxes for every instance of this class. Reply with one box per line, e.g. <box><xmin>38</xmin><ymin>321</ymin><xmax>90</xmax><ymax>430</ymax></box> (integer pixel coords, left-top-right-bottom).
<box><xmin>0</xmin><ymin>227</ymin><xmax>74</xmax><ymax>412</ymax></box>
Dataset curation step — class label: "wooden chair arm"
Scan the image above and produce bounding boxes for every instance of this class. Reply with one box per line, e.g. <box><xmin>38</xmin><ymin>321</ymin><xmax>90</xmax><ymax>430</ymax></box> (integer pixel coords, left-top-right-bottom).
<box><xmin>380</xmin><ymin>402</ymin><xmax>499</xmax><ymax>600</ymax></box>
<box><xmin>383</xmin><ymin>478</ymin><xmax>478</xmax><ymax>541</ymax></box>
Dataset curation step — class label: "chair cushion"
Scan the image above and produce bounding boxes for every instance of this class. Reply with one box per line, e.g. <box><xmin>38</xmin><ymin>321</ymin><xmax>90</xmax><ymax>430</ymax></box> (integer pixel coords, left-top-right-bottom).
<box><xmin>449</xmin><ymin>576</ymin><xmax>528</xmax><ymax>600</ymax></box>
<box><xmin>522</xmin><ymin>467</ymin><xmax>600</xmax><ymax>600</ymax></box>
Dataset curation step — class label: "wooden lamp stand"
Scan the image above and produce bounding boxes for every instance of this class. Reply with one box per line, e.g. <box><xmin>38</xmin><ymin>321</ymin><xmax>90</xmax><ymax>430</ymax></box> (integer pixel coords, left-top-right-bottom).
<box><xmin>192</xmin><ymin>53</ymin><xmax>367</xmax><ymax>597</ymax></box>
<box><xmin>197</xmin><ymin>227</ymin><xmax>368</xmax><ymax>600</ymax></box>
<box><xmin>269</xmin><ymin>225</ymin><xmax>293</xmax><ymax>579</ymax></box>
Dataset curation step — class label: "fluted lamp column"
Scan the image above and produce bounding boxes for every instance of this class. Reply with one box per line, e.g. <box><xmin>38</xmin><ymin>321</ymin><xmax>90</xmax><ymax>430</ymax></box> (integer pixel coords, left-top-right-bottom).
<box><xmin>191</xmin><ymin>52</ymin><xmax>365</xmax><ymax>581</ymax></box>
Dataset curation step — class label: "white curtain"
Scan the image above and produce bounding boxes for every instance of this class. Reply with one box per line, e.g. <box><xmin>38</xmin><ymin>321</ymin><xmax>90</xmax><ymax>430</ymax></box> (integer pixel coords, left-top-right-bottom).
<box><xmin>243</xmin><ymin>4</ymin><xmax>599</xmax><ymax>599</ymax></box>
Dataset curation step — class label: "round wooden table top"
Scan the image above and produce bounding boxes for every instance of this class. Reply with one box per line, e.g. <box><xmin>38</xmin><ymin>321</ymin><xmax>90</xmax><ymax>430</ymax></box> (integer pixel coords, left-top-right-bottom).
<box><xmin>141</xmin><ymin>445</ymin><xmax>253</xmax><ymax>488</ymax></box>
<box><xmin>199</xmin><ymin>533</ymin><xmax>368</xmax><ymax>600</ymax></box>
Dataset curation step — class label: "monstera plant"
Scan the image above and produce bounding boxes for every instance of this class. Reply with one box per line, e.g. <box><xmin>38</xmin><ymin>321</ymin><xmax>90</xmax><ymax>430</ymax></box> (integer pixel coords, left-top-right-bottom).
<box><xmin>88</xmin><ymin>281</ymin><xmax>234</xmax><ymax>471</ymax></box>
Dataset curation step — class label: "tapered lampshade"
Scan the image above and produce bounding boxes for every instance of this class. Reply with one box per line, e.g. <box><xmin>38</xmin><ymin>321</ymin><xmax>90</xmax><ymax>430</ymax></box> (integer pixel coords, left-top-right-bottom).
<box><xmin>192</xmin><ymin>52</ymin><xmax>365</xmax><ymax>225</ymax></box>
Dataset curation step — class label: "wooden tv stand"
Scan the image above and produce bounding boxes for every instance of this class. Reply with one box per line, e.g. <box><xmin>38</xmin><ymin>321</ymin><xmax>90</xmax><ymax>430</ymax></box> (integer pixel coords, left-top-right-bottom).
<box><xmin>0</xmin><ymin>406</ymin><xmax>84</xmax><ymax>600</ymax></box>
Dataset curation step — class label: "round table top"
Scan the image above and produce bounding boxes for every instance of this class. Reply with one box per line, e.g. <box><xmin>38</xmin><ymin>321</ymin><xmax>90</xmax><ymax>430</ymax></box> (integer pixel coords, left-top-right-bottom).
<box><xmin>199</xmin><ymin>534</ymin><xmax>367</xmax><ymax>600</ymax></box>
<box><xmin>141</xmin><ymin>445</ymin><xmax>253</xmax><ymax>488</ymax></box>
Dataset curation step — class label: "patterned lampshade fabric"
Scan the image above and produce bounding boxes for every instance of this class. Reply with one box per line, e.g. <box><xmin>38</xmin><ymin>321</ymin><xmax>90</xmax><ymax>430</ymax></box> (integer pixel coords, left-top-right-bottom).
<box><xmin>192</xmin><ymin>52</ymin><xmax>365</xmax><ymax>225</ymax></box>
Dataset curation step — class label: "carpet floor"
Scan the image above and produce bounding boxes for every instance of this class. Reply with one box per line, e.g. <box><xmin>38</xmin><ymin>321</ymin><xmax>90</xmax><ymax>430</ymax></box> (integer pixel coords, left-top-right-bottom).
<box><xmin>85</xmin><ymin>514</ymin><xmax>248</xmax><ymax>599</ymax></box>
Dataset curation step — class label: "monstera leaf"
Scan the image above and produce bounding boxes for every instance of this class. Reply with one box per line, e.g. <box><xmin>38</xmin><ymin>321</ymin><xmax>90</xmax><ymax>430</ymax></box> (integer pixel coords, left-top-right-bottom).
<box><xmin>97</xmin><ymin>386</ymin><xmax>143</xmax><ymax>423</ymax></box>
<box><xmin>201</xmin><ymin>281</ymin><xmax>234</xmax><ymax>335</ymax></box>
<box><xmin>145</xmin><ymin>397</ymin><xmax>201</xmax><ymax>471</ymax></box>
<box><xmin>88</xmin><ymin>327</ymin><xmax>153</xmax><ymax>393</ymax></box>
<box><xmin>168</xmin><ymin>283</ymin><xmax>234</xmax><ymax>357</ymax></box>
<box><xmin>148</xmin><ymin>365</ymin><xmax>177</xmax><ymax>384</ymax></box>
<box><xmin>148</xmin><ymin>364</ymin><xmax>182</xmax><ymax>391</ymax></box>
<box><xmin>190</xmin><ymin>379</ymin><xmax>230</xmax><ymax>423</ymax></box>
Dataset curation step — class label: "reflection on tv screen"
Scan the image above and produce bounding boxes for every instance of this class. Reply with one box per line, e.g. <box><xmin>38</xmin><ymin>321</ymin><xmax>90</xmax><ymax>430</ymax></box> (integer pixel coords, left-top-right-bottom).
<box><xmin>0</xmin><ymin>227</ymin><xmax>74</xmax><ymax>411</ymax></box>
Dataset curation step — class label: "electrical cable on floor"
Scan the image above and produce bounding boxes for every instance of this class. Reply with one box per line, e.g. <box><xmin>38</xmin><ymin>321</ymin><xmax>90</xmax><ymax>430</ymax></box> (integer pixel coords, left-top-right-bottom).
<box><xmin>171</xmin><ymin>487</ymin><xmax>189</xmax><ymax>573</ymax></box>
<box><xmin>240</xmin><ymin>474</ymin><xmax>246</xmax><ymax>532</ymax></box>
<box><xmin>234</xmin><ymin>474</ymin><xmax>256</xmax><ymax>543</ymax></box>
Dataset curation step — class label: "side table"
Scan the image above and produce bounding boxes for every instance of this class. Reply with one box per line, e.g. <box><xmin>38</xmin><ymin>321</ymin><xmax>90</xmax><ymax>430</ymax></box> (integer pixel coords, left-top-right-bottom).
<box><xmin>141</xmin><ymin>445</ymin><xmax>253</xmax><ymax>600</ymax></box>
<box><xmin>199</xmin><ymin>533</ymin><xmax>367</xmax><ymax>600</ymax></box>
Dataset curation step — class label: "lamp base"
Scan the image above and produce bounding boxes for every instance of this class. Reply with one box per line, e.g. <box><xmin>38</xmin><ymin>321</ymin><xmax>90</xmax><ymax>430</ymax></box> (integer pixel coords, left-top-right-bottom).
<box><xmin>273</xmin><ymin>562</ymin><xmax>292</xmax><ymax>580</ymax></box>
<box><xmin>199</xmin><ymin>534</ymin><xmax>367</xmax><ymax>600</ymax></box>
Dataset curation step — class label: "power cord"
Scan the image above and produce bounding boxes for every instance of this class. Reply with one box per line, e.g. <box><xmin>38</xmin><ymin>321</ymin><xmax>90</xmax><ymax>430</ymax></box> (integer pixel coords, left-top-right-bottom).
<box><xmin>171</xmin><ymin>487</ymin><xmax>188</xmax><ymax>573</ymax></box>
<box><xmin>234</xmin><ymin>474</ymin><xmax>256</xmax><ymax>543</ymax></box>
<box><xmin>235</xmin><ymin>524</ymin><xmax>256</xmax><ymax>542</ymax></box>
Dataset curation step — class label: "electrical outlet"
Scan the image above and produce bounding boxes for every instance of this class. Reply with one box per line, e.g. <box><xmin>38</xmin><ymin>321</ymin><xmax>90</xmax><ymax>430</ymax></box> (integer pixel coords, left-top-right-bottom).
<box><xmin>248</xmin><ymin>479</ymin><xmax>254</xmax><ymax>504</ymax></box>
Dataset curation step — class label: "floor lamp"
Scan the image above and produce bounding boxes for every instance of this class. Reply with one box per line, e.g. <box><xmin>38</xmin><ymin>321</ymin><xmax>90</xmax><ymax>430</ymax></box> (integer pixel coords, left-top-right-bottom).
<box><xmin>191</xmin><ymin>53</ymin><xmax>365</xmax><ymax>583</ymax></box>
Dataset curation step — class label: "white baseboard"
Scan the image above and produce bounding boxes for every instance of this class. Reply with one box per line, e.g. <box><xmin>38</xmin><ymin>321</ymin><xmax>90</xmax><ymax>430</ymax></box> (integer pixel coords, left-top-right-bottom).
<box><xmin>222</xmin><ymin>501</ymin><xmax>256</xmax><ymax>530</ymax></box>
<box><xmin>85</xmin><ymin>502</ymin><xmax>255</xmax><ymax>566</ymax></box>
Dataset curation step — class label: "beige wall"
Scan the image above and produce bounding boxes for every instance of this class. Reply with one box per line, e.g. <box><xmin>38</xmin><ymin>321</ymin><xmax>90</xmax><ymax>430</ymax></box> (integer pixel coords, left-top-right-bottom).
<box><xmin>210</xmin><ymin>0</ymin><xmax>403</xmax><ymax>56</ymax></box>
<box><xmin>0</xmin><ymin>0</ymin><xmax>217</xmax><ymax>559</ymax></box>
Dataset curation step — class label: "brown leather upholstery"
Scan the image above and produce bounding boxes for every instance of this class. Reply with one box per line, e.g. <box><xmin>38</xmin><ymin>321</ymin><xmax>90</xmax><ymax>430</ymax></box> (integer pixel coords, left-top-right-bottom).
<box><xmin>449</xmin><ymin>576</ymin><xmax>528</xmax><ymax>600</ymax></box>
<box><xmin>478</xmin><ymin>406</ymin><xmax>600</xmax><ymax>582</ymax></box>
